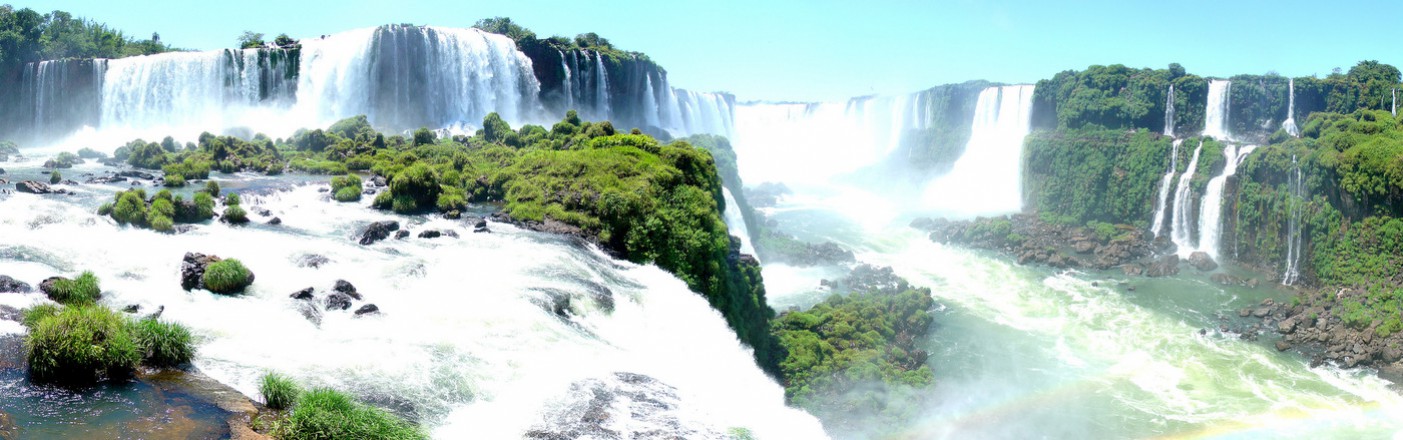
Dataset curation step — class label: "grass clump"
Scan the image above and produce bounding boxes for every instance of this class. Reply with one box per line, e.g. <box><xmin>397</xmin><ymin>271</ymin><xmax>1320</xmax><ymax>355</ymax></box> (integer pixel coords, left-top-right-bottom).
<box><xmin>331</xmin><ymin>175</ymin><xmax>362</xmax><ymax>202</ymax></box>
<box><xmin>274</xmin><ymin>388</ymin><xmax>425</xmax><ymax>440</ymax></box>
<box><xmin>23</xmin><ymin>305</ymin><xmax>141</xmax><ymax>384</ymax></box>
<box><xmin>130</xmin><ymin>318</ymin><xmax>194</xmax><ymax>367</ymax></box>
<box><xmin>260</xmin><ymin>372</ymin><xmax>300</xmax><ymax>410</ymax></box>
<box><xmin>202</xmin><ymin>258</ymin><xmax>253</xmax><ymax>294</ymax></box>
<box><xmin>47</xmin><ymin>271</ymin><xmax>101</xmax><ymax>305</ymax></box>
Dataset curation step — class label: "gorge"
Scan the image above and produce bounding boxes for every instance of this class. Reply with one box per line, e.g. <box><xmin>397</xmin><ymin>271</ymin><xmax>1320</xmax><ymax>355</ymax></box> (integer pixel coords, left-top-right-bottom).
<box><xmin>4</xmin><ymin>6</ymin><xmax>1403</xmax><ymax>440</ymax></box>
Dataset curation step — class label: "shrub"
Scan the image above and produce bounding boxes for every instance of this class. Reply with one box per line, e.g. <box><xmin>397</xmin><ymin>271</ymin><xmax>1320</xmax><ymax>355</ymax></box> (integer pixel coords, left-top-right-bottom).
<box><xmin>77</xmin><ymin>147</ymin><xmax>105</xmax><ymax>159</ymax></box>
<box><xmin>163</xmin><ymin>174</ymin><xmax>186</xmax><ymax>187</ymax></box>
<box><xmin>130</xmin><ymin>318</ymin><xmax>194</xmax><ymax>367</ymax></box>
<box><xmin>260</xmin><ymin>372</ymin><xmax>300</xmax><ymax>410</ymax></box>
<box><xmin>111</xmin><ymin>190</ymin><xmax>149</xmax><ymax>226</ymax></box>
<box><xmin>225</xmin><ymin>192</ymin><xmax>242</xmax><ymax>206</ymax></box>
<box><xmin>331</xmin><ymin>175</ymin><xmax>362</xmax><ymax>202</ymax></box>
<box><xmin>49</xmin><ymin>170</ymin><xmax>61</xmax><ymax>184</ymax></box>
<box><xmin>204</xmin><ymin>181</ymin><xmax>221</xmax><ymax>197</ymax></box>
<box><xmin>334</xmin><ymin>187</ymin><xmax>362</xmax><ymax>202</ymax></box>
<box><xmin>149</xmin><ymin>215</ymin><xmax>174</xmax><ymax>233</ymax></box>
<box><xmin>202</xmin><ymin>259</ymin><xmax>253</xmax><ymax>294</ymax></box>
<box><xmin>436</xmin><ymin>186</ymin><xmax>467</xmax><ymax>212</ymax></box>
<box><xmin>387</xmin><ymin>164</ymin><xmax>440</xmax><ymax>212</ymax></box>
<box><xmin>23</xmin><ymin>305</ymin><xmax>141</xmax><ymax>384</ymax></box>
<box><xmin>372</xmin><ymin>191</ymin><xmax>393</xmax><ymax>210</ymax></box>
<box><xmin>275</xmin><ymin>388</ymin><xmax>425</xmax><ymax>440</ymax></box>
<box><xmin>47</xmin><ymin>271</ymin><xmax>101</xmax><ymax>305</ymax></box>
<box><xmin>223</xmin><ymin>205</ymin><xmax>249</xmax><ymax>224</ymax></box>
<box><xmin>193</xmin><ymin>192</ymin><xmax>216</xmax><ymax>220</ymax></box>
<box><xmin>20</xmin><ymin>303</ymin><xmax>60</xmax><ymax>328</ymax></box>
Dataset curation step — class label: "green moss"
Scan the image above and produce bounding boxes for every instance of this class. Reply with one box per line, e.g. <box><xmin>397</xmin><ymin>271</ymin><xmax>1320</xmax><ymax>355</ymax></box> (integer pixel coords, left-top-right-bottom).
<box><xmin>331</xmin><ymin>175</ymin><xmax>363</xmax><ymax>202</ymax></box>
<box><xmin>23</xmin><ymin>305</ymin><xmax>141</xmax><ymax>384</ymax></box>
<box><xmin>49</xmin><ymin>170</ymin><xmax>61</xmax><ymax>184</ymax></box>
<box><xmin>203</xmin><ymin>259</ymin><xmax>253</xmax><ymax>294</ymax></box>
<box><xmin>111</xmin><ymin>189</ymin><xmax>149</xmax><ymax>226</ymax></box>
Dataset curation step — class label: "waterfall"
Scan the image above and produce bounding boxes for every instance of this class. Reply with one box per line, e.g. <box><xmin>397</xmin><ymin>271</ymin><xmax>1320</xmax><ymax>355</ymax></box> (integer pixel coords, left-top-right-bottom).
<box><xmin>18</xmin><ymin>59</ymin><xmax>105</xmax><ymax>140</ymax></box>
<box><xmin>559</xmin><ymin>50</ymin><xmax>573</xmax><ymax>111</ymax></box>
<box><xmin>722</xmin><ymin>187</ymin><xmax>757</xmax><ymax>257</ymax></box>
<box><xmin>595</xmin><ymin>51</ymin><xmax>611</xmax><ymax>118</ymax></box>
<box><xmin>1393</xmin><ymin>88</ymin><xmax>1397</xmax><ymax>117</ymax></box>
<box><xmin>1150</xmin><ymin>139</ymin><xmax>1183</xmax><ymax>238</ymax></box>
<box><xmin>1194</xmin><ymin>143</ymin><xmax>1258</xmax><ymax>260</ymax></box>
<box><xmin>1282</xmin><ymin>155</ymin><xmax>1305</xmax><ymax>285</ymax></box>
<box><xmin>642</xmin><ymin>74</ymin><xmax>661</xmax><ymax>128</ymax></box>
<box><xmin>1163</xmin><ymin>84</ymin><xmax>1176</xmax><ymax>137</ymax></box>
<box><xmin>1203</xmin><ymin>80</ymin><xmax>1231</xmax><ymax>141</ymax></box>
<box><xmin>921</xmin><ymin>84</ymin><xmax>1037</xmax><ymax>216</ymax></box>
<box><xmin>1169</xmin><ymin>141</ymin><xmax>1204</xmax><ymax>253</ymax></box>
<box><xmin>294</xmin><ymin>25</ymin><xmax>541</xmax><ymax>134</ymax></box>
<box><xmin>1282</xmin><ymin>78</ymin><xmax>1300</xmax><ymax>137</ymax></box>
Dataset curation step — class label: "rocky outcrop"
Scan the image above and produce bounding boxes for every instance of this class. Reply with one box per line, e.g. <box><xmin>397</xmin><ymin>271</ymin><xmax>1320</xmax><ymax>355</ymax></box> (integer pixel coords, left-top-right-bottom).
<box><xmin>289</xmin><ymin>287</ymin><xmax>314</xmax><ymax>301</ymax></box>
<box><xmin>1145</xmin><ymin>255</ymin><xmax>1180</xmax><ymax>277</ymax></box>
<box><xmin>332</xmin><ymin>280</ymin><xmax>361</xmax><ymax>300</ymax></box>
<box><xmin>353</xmin><ymin>304</ymin><xmax>379</xmax><ymax>316</ymax></box>
<box><xmin>1249</xmin><ymin>289</ymin><xmax>1403</xmax><ymax>373</ymax></box>
<box><xmin>15</xmin><ymin>180</ymin><xmax>67</xmax><ymax>195</ymax></box>
<box><xmin>912</xmin><ymin>214</ymin><xmax>1154</xmax><ymax>271</ymax></box>
<box><xmin>325</xmin><ymin>293</ymin><xmax>353</xmax><ymax>311</ymax></box>
<box><xmin>358</xmin><ymin>221</ymin><xmax>400</xmax><ymax>245</ymax></box>
<box><xmin>180</xmin><ymin>252</ymin><xmax>221</xmax><ymax>291</ymax></box>
<box><xmin>0</xmin><ymin>275</ymin><xmax>31</xmax><ymax>293</ymax></box>
<box><xmin>1188</xmin><ymin>251</ymin><xmax>1219</xmax><ymax>272</ymax></box>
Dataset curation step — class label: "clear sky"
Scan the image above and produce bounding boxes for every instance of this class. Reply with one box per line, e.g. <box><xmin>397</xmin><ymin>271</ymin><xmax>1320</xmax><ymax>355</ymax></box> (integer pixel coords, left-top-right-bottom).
<box><xmin>15</xmin><ymin>0</ymin><xmax>1403</xmax><ymax>102</ymax></box>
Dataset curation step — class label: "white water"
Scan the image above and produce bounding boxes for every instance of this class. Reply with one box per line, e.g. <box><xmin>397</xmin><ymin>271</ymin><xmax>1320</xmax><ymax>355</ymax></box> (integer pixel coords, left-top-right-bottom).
<box><xmin>0</xmin><ymin>182</ymin><xmax>825</xmax><ymax>439</ymax></box>
<box><xmin>732</xmin><ymin>93</ymin><xmax>921</xmax><ymax>185</ymax></box>
<box><xmin>1283</xmin><ymin>155</ymin><xmax>1305</xmax><ymax>285</ymax></box>
<box><xmin>1150</xmin><ymin>139</ymin><xmax>1183</xmax><ymax>238</ymax></box>
<box><xmin>1283</xmin><ymin>78</ymin><xmax>1300</xmax><ymax>138</ymax></box>
<box><xmin>559</xmin><ymin>50</ymin><xmax>573</xmax><ymax>112</ymax></box>
<box><xmin>1164</xmin><ymin>84</ymin><xmax>1176</xmax><ymax>138</ymax></box>
<box><xmin>1169</xmin><ymin>141</ymin><xmax>1204</xmax><ymax>253</ymax></box>
<box><xmin>722</xmin><ymin>187</ymin><xmax>757</xmax><ymax>257</ymax></box>
<box><xmin>595</xmin><ymin>51</ymin><xmax>611</xmax><ymax>118</ymax></box>
<box><xmin>1194</xmin><ymin>143</ymin><xmax>1258</xmax><ymax>260</ymax></box>
<box><xmin>1394</xmin><ymin>88</ymin><xmax>1398</xmax><ymax>118</ymax></box>
<box><xmin>1203</xmin><ymin>80</ymin><xmax>1231</xmax><ymax>141</ymax></box>
<box><xmin>922</xmin><ymin>85</ymin><xmax>1036</xmax><ymax>217</ymax></box>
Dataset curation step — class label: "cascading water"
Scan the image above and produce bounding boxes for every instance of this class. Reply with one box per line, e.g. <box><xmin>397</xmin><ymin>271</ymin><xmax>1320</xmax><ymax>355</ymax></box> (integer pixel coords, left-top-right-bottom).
<box><xmin>1282</xmin><ymin>155</ymin><xmax>1305</xmax><ymax>285</ymax></box>
<box><xmin>1203</xmin><ymin>80</ymin><xmax>1231</xmax><ymax>141</ymax></box>
<box><xmin>1149</xmin><ymin>139</ymin><xmax>1183</xmax><ymax>238</ymax></box>
<box><xmin>921</xmin><ymin>85</ymin><xmax>1036</xmax><ymax>217</ymax></box>
<box><xmin>722</xmin><ymin>187</ymin><xmax>757</xmax><ymax>257</ymax></box>
<box><xmin>733</xmin><ymin>94</ymin><xmax>919</xmax><ymax>185</ymax></box>
<box><xmin>595</xmin><ymin>51</ymin><xmax>611</xmax><ymax>118</ymax></box>
<box><xmin>558</xmin><ymin>50</ymin><xmax>573</xmax><ymax>111</ymax></box>
<box><xmin>642</xmin><ymin>74</ymin><xmax>661</xmax><ymax>128</ymax></box>
<box><xmin>1394</xmin><ymin>88</ymin><xmax>1398</xmax><ymax>118</ymax></box>
<box><xmin>1282</xmin><ymin>78</ymin><xmax>1300</xmax><ymax>137</ymax></box>
<box><xmin>0</xmin><ymin>177</ymin><xmax>827</xmax><ymax>439</ymax></box>
<box><xmin>1169</xmin><ymin>141</ymin><xmax>1204</xmax><ymax>253</ymax></box>
<box><xmin>15</xmin><ymin>59</ymin><xmax>105</xmax><ymax>142</ymax></box>
<box><xmin>1194</xmin><ymin>143</ymin><xmax>1258</xmax><ymax>260</ymax></box>
<box><xmin>1163</xmin><ymin>84</ymin><xmax>1176</xmax><ymax>138</ymax></box>
<box><xmin>294</xmin><ymin>25</ymin><xmax>541</xmax><ymax>134</ymax></box>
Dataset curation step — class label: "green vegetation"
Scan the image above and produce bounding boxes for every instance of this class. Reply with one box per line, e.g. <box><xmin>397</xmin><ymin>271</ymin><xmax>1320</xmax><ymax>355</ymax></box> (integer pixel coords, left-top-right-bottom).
<box><xmin>131</xmin><ymin>318</ymin><xmax>194</xmax><ymax>367</ymax></box>
<box><xmin>48</xmin><ymin>169</ymin><xmax>59</xmax><ymax>184</ymax></box>
<box><xmin>771</xmin><ymin>286</ymin><xmax>936</xmax><ymax>434</ymax></box>
<box><xmin>203</xmin><ymin>258</ymin><xmax>253</xmax><ymax>294</ymax></box>
<box><xmin>331</xmin><ymin>174</ymin><xmax>362</xmax><ymax>202</ymax></box>
<box><xmin>103</xmin><ymin>187</ymin><xmax>217</xmax><ymax>230</ymax></box>
<box><xmin>223</xmin><ymin>191</ymin><xmax>249</xmax><ymax>224</ymax></box>
<box><xmin>46</xmin><ymin>271</ymin><xmax>100</xmax><ymax>305</ymax></box>
<box><xmin>267</xmin><ymin>387</ymin><xmax>425</xmax><ymax>440</ymax></box>
<box><xmin>0</xmin><ymin>6</ymin><xmax>173</xmax><ymax>70</ymax></box>
<box><xmin>23</xmin><ymin>305</ymin><xmax>140</xmax><ymax>384</ymax></box>
<box><xmin>260</xmin><ymin>372</ymin><xmax>300</xmax><ymax>410</ymax></box>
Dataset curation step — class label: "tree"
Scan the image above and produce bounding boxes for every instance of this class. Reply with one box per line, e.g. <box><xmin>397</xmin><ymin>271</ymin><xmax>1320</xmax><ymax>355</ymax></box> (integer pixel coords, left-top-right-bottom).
<box><xmin>574</xmin><ymin>32</ymin><xmax>611</xmax><ymax>50</ymax></box>
<box><xmin>473</xmin><ymin>17</ymin><xmax>535</xmax><ymax>42</ymax></box>
<box><xmin>238</xmin><ymin>31</ymin><xmax>264</xmax><ymax>49</ymax></box>
<box><xmin>273</xmin><ymin>33</ymin><xmax>295</xmax><ymax>47</ymax></box>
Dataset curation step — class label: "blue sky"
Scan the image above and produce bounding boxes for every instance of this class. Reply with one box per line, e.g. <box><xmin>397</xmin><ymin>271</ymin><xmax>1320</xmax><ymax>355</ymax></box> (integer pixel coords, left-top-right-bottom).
<box><xmin>18</xmin><ymin>0</ymin><xmax>1403</xmax><ymax>102</ymax></box>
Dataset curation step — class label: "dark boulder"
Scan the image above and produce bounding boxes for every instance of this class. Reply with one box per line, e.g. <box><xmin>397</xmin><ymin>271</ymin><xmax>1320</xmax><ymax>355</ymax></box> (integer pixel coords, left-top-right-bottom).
<box><xmin>473</xmin><ymin>219</ymin><xmax>490</xmax><ymax>233</ymax></box>
<box><xmin>16</xmin><ymin>180</ymin><xmax>64</xmax><ymax>195</ymax></box>
<box><xmin>354</xmin><ymin>304</ymin><xmax>380</xmax><ymax>316</ymax></box>
<box><xmin>358</xmin><ymin>221</ymin><xmax>400</xmax><ymax>245</ymax></box>
<box><xmin>332</xmin><ymin>280</ymin><xmax>361</xmax><ymax>300</ymax></box>
<box><xmin>394</xmin><ymin>230</ymin><xmax>409</xmax><ymax>240</ymax></box>
<box><xmin>289</xmin><ymin>287</ymin><xmax>315</xmax><ymax>301</ymax></box>
<box><xmin>122</xmin><ymin>304</ymin><xmax>141</xmax><ymax>313</ymax></box>
<box><xmin>443</xmin><ymin>210</ymin><xmax>462</xmax><ymax>220</ymax></box>
<box><xmin>117</xmin><ymin>170</ymin><xmax>155</xmax><ymax>180</ymax></box>
<box><xmin>296</xmin><ymin>254</ymin><xmax>330</xmax><ymax>268</ymax></box>
<box><xmin>268</xmin><ymin>217</ymin><xmax>282</xmax><ymax>225</ymax></box>
<box><xmin>180</xmin><ymin>252</ymin><xmax>222</xmax><ymax>291</ymax></box>
<box><xmin>417</xmin><ymin>230</ymin><xmax>441</xmax><ymax>239</ymax></box>
<box><xmin>1145</xmin><ymin>255</ymin><xmax>1180</xmax><ymax>277</ymax></box>
<box><xmin>1188</xmin><ymin>251</ymin><xmax>1218</xmax><ymax>272</ymax></box>
<box><xmin>325</xmin><ymin>293</ymin><xmax>353</xmax><ymax>311</ymax></box>
<box><xmin>0</xmin><ymin>275</ymin><xmax>31</xmax><ymax>293</ymax></box>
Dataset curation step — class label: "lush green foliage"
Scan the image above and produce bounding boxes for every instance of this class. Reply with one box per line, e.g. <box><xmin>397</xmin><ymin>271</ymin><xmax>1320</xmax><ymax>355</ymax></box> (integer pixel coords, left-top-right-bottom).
<box><xmin>203</xmin><ymin>258</ymin><xmax>253</xmax><ymax>294</ymax></box>
<box><xmin>330</xmin><ymin>174</ymin><xmax>362</xmax><ymax>202</ymax></box>
<box><xmin>48</xmin><ymin>169</ymin><xmax>60</xmax><ymax>184</ymax></box>
<box><xmin>273</xmin><ymin>388</ymin><xmax>425</xmax><ymax>440</ymax></box>
<box><xmin>47</xmin><ymin>271</ymin><xmax>100</xmax><ymax>305</ymax></box>
<box><xmin>260</xmin><ymin>372</ymin><xmax>300</xmax><ymax>410</ymax></box>
<box><xmin>23</xmin><ymin>305</ymin><xmax>141</xmax><ymax>384</ymax></box>
<box><xmin>1034</xmin><ymin>64</ymin><xmax>1205</xmax><ymax>132</ymax></box>
<box><xmin>130</xmin><ymin>318</ymin><xmax>194</xmax><ymax>367</ymax></box>
<box><xmin>0</xmin><ymin>6</ymin><xmax>173</xmax><ymax>70</ymax></box>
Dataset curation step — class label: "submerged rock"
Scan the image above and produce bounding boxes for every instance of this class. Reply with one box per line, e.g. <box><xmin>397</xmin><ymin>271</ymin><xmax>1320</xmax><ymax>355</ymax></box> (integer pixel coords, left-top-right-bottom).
<box><xmin>296</xmin><ymin>254</ymin><xmax>331</xmax><ymax>268</ymax></box>
<box><xmin>297</xmin><ymin>301</ymin><xmax>322</xmax><ymax>327</ymax></box>
<box><xmin>16</xmin><ymin>180</ymin><xmax>66</xmax><ymax>195</ymax></box>
<box><xmin>358</xmin><ymin>221</ymin><xmax>400</xmax><ymax>245</ymax></box>
<box><xmin>1145</xmin><ymin>255</ymin><xmax>1180</xmax><ymax>277</ymax></box>
<box><xmin>325</xmin><ymin>293</ymin><xmax>353</xmax><ymax>311</ymax></box>
<box><xmin>353</xmin><ymin>304</ymin><xmax>379</xmax><ymax>316</ymax></box>
<box><xmin>117</xmin><ymin>170</ymin><xmax>156</xmax><ymax>180</ymax></box>
<box><xmin>394</xmin><ymin>230</ymin><xmax>409</xmax><ymax>240</ymax></box>
<box><xmin>332</xmin><ymin>280</ymin><xmax>361</xmax><ymax>300</ymax></box>
<box><xmin>0</xmin><ymin>275</ymin><xmax>32</xmax><ymax>293</ymax></box>
<box><xmin>417</xmin><ymin>230</ymin><xmax>441</xmax><ymax>239</ymax></box>
<box><xmin>473</xmin><ymin>219</ymin><xmax>490</xmax><ymax>233</ymax></box>
<box><xmin>267</xmin><ymin>217</ymin><xmax>282</xmax><ymax>225</ymax></box>
<box><xmin>289</xmin><ymin>287</ymin><xmax>315</xmax><ymax>301</ymax></box>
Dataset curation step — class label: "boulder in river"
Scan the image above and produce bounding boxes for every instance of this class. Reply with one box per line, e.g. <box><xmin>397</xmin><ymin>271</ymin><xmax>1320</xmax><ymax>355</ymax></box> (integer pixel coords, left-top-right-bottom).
<box><xmin>1188</xmin><ymin>251</ymin><xmax>1218</xmax><ymax>272</ymax></box>
<box><xmin>358</xmin><ymin>221</ymin><xmax>400</xmax><ymax>245</ymax></box>
<box><xmin>16</xmin><ymin>180</ymin><xmax>65</xmax><ymax>195</ymax></box>
<box><xmin>180</xmin><ymin>252</ymin><xmax>222</xmax><ymax>291</ymax></box>
<box><xmin>332</xmin><ymin>280</ymin><xmax>361</xmax><ymax>300</ymax></box>
<box><xmin>394</xmin><ymin>230</ymin><xmax>409</xmax><ymax>240</ymax></box>
<box><xmin>0</xmin><ymin>275</ymin><xmax>31</xmax><ymax>293</ymax></box>
<box><xmin>296</xmin><ymin>254</ymin><xmax>330</xmax><ymax>268</ymax></box>
<box><xmin>289</xmin><ymin>287</ymin><xmax>314</xmax><ymax>301</ymax></box>
<box><xmin>354</xmin><ymin>304</ymin><xmax>380</xmax><ymax>316</ymax></box>
<box><xmin>325</xmin><ymin>293</ymin><xmax>353</xmax><ymax>311</ymax></box>
<box><xmin>1145</xmin><ymin>254</ymin><xmax>1180</xmax><ymax>277</ymax></box>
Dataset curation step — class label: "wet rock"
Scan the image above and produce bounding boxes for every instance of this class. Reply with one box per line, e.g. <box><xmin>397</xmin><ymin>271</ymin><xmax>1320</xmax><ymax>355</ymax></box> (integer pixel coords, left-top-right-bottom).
<box><xmin>1238</xmin><ymin>307</ymin><xmax>1252</xmax><ymax>318</ymax></box>
<box><xmin>353</xmin><ymin>304</ymin><xmax>380</xmax><ymax>316</ymax></box>
<box><xmin>122</xmin><ymin>304</ymin><xmax>141</xmax><ymax>314</ymax></box>
<box><xmin>332</xmin><ymin>280</ymin><xmax>361</xmax><ymax>300</ymax></box>
<box><xmin>252</xmin><ymin>207</ymin><xmax>272</xmax><ymax>217</ymax></box>
<box><xmin>1187</xmin><ymin>251</ymin><xmax>1218</xmax><ymax>272</ymax></box>
<box><xmin>297</xmin><ymin>254</ymin><xmax>330</xmax><ymax>268</ymax></box>
<box><xmin>317</xmin><ymin>187</ymin><xmax>330</xmax><ymax>193</ymax></box>
<box><xmin>1120</xmin><ymin>264</ymin><xmax>1143</xmax><ymax>277</ymax></box>
<box><xmin>358</xmin><ymin>221</ymin><xmax>400</xmax><ymax>245</ymax></box>
<box><xmin>372</xmin><ymin>175</ymin><xmax>387</xmax><ymax>187</ymax></box>
<box><xmin>1072</xmin><ymin>240</ymin><xmax>1096</xmax><ymax>254</ymax></box>
<box><xmin>394</xmin><ymin>230</ymin><xmax>409</xmax><ymax>240</ymax></box>
<box><xmin>289</xmin><ymin>287</ymin><xmax>314</xmax><ymax>301</ymax></box>
<box><xmin>417</xmin><ymin>230</ymin><xmax>442</xmax><ymax>239</ymax></box>
<box><xmin>297</xmin><ymin>301</ymin><xmax>322</xmax><ymax>327</ymax></box>
<box><xmin>117</xmin><ymin>170</ymin><xmax>155</xmax><ymax>180</ymax></box>
<box><xmin>443</xmin><ymin>210</ymin><xmax>462</xmax><ymax>220</ymax></box>
<box><xmin>325</xmin><ymin>293</ymin><xmax>353</xmax><ymax>311</ymax></box>
<box><xmin>1276</xmin><ymin>340</ymin><xmax>1291</xmax><ymax>351</ymax></box>
<box><xmin>442</xmin><ymin>230</ymin><xmax>459</xmax><ymax>238</ymax></box>
<box><xmin>1384</xmin><ymin>347</ymin><xmax>1403</xmax><ymax>364</ymax></box>
<box><xmin>16</xmin><ymin>180</ymin><xmax>65</xmax><ymax>195</ymax></box>
<box><xmin>0</xmin><ymin>275</ymin><xmax>31</xmax><ymax>293</ymax></box>
<box><xmin>1145</xmin><ymin>254</ymin><xmax>1180</xmax><ymax>277</ymax></box>
<box><xmin>267</xmin><ymin>217</ymin><xmax>282</xmax><ymax>225</ymax></box>
<box><xmin>180</xmin><ymin>252</ymin><xmax>222</xmax><ymax>291</ymax></box>
<box><xmin>145</xmin><ymin>305</ymin><xmax>164</xmax><ymax>320</ymax></box>
<box><xmin>0</xmin><ymin>305</ymin><xmax>20</xmax><ymax>322</ymax></box>
<box><xmin>1251</xmin><ymin>307</ymin><xmax>1270</xmax><ymax>318</ymax></box>
<box><xmin>473</xmin><ymin>219</ymin><xmax>490</xmax><ymax>233</ymax></box>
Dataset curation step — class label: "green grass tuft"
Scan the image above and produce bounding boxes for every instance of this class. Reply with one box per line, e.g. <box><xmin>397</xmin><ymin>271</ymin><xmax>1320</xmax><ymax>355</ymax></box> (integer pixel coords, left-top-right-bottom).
<box><xmin>47</xmin><ymin>271</ymin><xmax>101</xmax><ymax>305</ymax></box>
<box><xmin>260</xmin><ymin>372</ymin><xmax>300</xmax><ymax>410</ymax></box>
<box><xmin>203</xmin><ymin>259</ymin><xmax>253</xmax><ymax>294</ymax></box>
<box><xmin>24</xmin><ymin>305</ymin><xmax>141</xmax><ymax>384</ymax></box>
<box><xmin>275</xmin><ymin>388</ymin><xmax>425</xmax><ymax>440</ymax></box>
<box><xmin>130</xmin><ymin>318</ymin><xmax>195</xmax><ymax>367</ymax></box>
